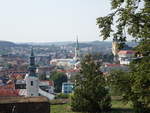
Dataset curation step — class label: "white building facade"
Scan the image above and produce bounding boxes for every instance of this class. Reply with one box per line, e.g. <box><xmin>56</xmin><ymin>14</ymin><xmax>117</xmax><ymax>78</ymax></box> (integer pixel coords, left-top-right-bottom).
<box><xmin>118</xmin><ymin>50</ymin><xmax>135</xmax><ymax>65</ymax></box>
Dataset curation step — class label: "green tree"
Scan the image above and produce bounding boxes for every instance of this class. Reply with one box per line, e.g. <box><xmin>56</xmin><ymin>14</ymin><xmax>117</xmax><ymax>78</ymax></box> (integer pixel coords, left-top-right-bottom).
<box><xmin>108</xmin><ymin>59</ymin><xmax>150</xmax><ymax>113</ymax></box>
<box><xmin>71</xmin><ymin>54</ymin><xmax>111</xmax><ymax>113</ymax></box>
<box><xmin>102</xmin><ymin>53</ymin><xmax>114</xmax><ymax>63</ymax></box>
<box><xmin>5</xmin><ymin>63</ymin><xmax>13</xmax><ymax>69</ymax></box>
<box><xmin>97</xmin><ymin>0</ymin><xmax>150</xmax><ymax>50</ymax></box>
<box><xmin>108</xmin><ymin>70</ymin><xmax>132</xmax><ymax>98</ymax></box>
<box><xmin>50</xmin><ymin>71</ymin><xmax>68</xmax><ymax>93</ymax></box>
<box><xmin>129</xmin><ymin>57</ymin><xmax>150</xmax><ymax>113</ymax></box>
<box><xmin>97</xmin><ymin>1</ymin><xmax>150</xmax><ymax>112</ymax></box>
<box><xmin>38</xmin><ymin>72</ymin><xmax>47</xmax><ymax>80</ymax></box>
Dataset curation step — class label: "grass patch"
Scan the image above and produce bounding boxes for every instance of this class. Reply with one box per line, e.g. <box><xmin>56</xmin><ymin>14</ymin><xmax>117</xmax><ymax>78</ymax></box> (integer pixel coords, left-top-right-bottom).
<box><xmin>51</xmin><ymin>100</ymin><xmax>134</xmax><ymax>113</ymax></box>
<box><xmin>51</xmin><ymin>104</ymin><xmax>79</xmax><ymax>113</ymax></box>
<box><xmin>112</xmin><ymin>100</ymin><xmax>132</xmax><ymax>109</ymax></box>
<box><xmin>50</xmin><ymin>99</ymin><xmax>69</xmax><ymax>105</ymax></box>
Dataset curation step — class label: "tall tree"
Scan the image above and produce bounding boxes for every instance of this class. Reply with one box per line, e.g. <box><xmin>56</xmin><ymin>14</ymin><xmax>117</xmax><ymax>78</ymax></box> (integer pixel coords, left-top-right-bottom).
<box><xmin>38</xmin><ymin>72</ymin><xmax>47</xmax><ymax>80</ymax></box>
<box><xmin>97</xmin><ymin>1</ymin><xmax>150</xmax><ymax>112</ymax></box>
<box><xmin>97</xmin><ymin>0</ymin><xmax>150</xmax><ymax>50</ymax></box>
<box><xmin>71</xmin><ymin>54</ymin><xmax>111</xmax><ymax>113</ymax></box>
<box><xmin>50</xmin><ymin>71</ymin><xmax>68</xmax><ymax>93</ymax></box>
<box><xmin>108</xmin><ymin>58</ymin><xmax>150</xmax><ymax>113</ymax></box>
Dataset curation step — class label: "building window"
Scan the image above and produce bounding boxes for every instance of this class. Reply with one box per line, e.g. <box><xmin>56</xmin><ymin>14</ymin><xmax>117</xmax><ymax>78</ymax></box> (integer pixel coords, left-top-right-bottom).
<box><xmin>31</xmin><ymin>81</ymin><xmax>33</xmax><ymax>86</ymax></box>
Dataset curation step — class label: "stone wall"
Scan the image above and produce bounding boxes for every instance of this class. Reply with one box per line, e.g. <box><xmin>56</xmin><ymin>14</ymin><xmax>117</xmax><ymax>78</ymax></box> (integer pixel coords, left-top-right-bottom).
<box><xmin>0</xmin><ymin>96</ymin><xmax>50</xmax><ymax>113</ymax></box>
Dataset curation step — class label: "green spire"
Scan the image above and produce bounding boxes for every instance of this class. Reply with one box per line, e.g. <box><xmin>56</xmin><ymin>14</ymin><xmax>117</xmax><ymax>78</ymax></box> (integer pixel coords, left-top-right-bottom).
<box><xmin>30</xmin><ymin>47</ymin><xmax>35</xmax><ymax>66</ymax></box>
<box><xmin>28</xmin><ymin>47</ymin><xmax>37</xmax><ymax>77</ymax></box>
<box><xmin>31</xmin><ymin>47</ymin><xmax>34</xmax><ymax>57</ymax></box>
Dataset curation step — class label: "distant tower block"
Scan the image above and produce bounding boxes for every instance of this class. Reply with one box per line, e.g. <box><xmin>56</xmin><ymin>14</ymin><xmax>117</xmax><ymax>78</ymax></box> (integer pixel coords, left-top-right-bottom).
<box><xmin>112</xmin><ymin>38</ymin><xmax>119</xmax><ymax>62</ymax></box>
<box><xmin>74</xmin><ymin>36</ymin><xmax>80</xmax><ymax>61</ymax></box>
<box><xmin>25</xmin><ymin>48</ymin><xmax>39</xmax><ymax>97</ymax></box>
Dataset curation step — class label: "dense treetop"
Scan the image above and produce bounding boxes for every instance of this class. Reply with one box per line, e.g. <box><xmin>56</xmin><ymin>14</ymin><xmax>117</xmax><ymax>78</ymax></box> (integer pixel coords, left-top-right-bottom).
<box><xmin>97</xmin><ymin>0</ymin><xmax>150</xmax><ymax>46</ymax></box>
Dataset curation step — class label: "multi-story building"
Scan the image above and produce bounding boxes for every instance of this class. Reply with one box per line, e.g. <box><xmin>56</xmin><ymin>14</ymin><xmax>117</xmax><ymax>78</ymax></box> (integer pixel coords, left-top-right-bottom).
<box><xmin>118</xmin><ymin>50</ymin><xmax>135</xmax><ymax>65</ymax></box>
<box><xmin>62</xmin><ymin>82</ymin><xmax>74</xmax><ymax>94</ymax></box>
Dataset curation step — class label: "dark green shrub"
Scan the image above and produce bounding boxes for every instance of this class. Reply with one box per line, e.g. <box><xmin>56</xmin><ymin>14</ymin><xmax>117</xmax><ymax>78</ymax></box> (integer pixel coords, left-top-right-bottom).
<box><xmin>56</xmin><ymin>93</ymin><xmax>69</xmax><ymax>99</ymax></box>
<box><xmin>71</xmin><ymin>55</ymin><xmax>111</xmax><ymax>113</ymax></box>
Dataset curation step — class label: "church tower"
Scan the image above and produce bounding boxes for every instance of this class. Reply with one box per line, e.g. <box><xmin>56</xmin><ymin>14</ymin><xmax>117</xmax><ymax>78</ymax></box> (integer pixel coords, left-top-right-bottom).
<box><xmin>25</xmin><ymin>48</ymin><xmax>39</xmax><ymax>97</ymax></box>
<box><xmin>112</xmin><ymin>38</ymin><xmax>119</xmax><ymax>62</ymax></box>
<box><xmin>74</xmin><ymin>36</ymin><xmax>80</xmax><ymax>61</ymax></box>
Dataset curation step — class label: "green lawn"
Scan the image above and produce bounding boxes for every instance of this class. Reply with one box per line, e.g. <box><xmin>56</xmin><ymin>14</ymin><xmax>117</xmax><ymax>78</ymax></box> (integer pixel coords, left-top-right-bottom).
<box><xmin>111</xmin><ymin>100</ymin><xmax>132</xmax><ymax>109</ymax></box>
<box><xmin>51</xmin><ymin>100</ymin><xmax>134</xmax><ymax>113</ymax></box>
<box><xmin>51</xmin><ymin>104</ymin><xmax>80</xmax><ymax>113</ymax></box>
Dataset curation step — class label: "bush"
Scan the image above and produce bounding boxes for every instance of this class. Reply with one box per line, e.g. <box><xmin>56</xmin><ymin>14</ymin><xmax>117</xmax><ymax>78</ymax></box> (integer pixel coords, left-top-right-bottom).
<box><xmin>50</xmin><ymin>71</ymin><xmax>68</xmax><ymax>93</ymax></box>
<box><xmin>56</xmin><ymin>93</ymin><xmax>69</xmax><ymax>99</ymax></box>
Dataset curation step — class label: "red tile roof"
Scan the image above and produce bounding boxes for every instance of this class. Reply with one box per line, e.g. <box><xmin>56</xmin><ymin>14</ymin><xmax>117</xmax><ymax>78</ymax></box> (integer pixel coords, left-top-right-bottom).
<box><xmin>0</xmin><ymin>89</ymin><xmax>19</xmax><ymax>96</ymax></box>
<box><xmin>10</xmin><ymin>74</ymin><xmax>25</xmax><ymax>80</ymax></box>
<box><xmin>118</xmin><ymin>50</ymin><xmax>135</xmax><ymax>55</ymax></box>
<box><xmin>105</xmin><ymin>64</ymin><xmax>121</xmax><ymax>67</ymax></box>
<box><xmin>0</xmin><ymin>83</ymin><xmax>15</xmax><ymax>89</ymax></box>
<box><xmin>40</xmin><ymin>80</ymin><xmax>54</xmax><ymax>86</ymax></box>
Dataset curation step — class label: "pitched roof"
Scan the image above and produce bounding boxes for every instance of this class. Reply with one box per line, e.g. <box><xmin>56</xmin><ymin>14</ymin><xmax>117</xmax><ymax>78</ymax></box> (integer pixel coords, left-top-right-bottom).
<box><xmin>0</xmin><ymin>83</ymin><xmax>15</xmax><ymax>89</ymax></box>
<box><xmin>118</xmin><ymin>50</ymin><xmax>135</xmax><ymax>55</ymax></box>
<box><xmin>40</xmin><ymin>80</ymin><xmax>54</xmax><ymax>86</ymax></box>
<box><xmin>105</xmin><ymin>64</ymin><xmax>121</xmax><ymax>67</ymax></box>
<box><xmin>0</xmin><ymin>89</ymin><xmax>19</xmax><ymax>96</ymax></box>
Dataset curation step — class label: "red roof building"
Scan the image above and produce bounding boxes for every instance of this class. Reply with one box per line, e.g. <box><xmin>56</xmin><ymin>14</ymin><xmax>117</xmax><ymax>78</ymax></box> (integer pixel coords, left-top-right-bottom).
<box><xmin>0</xmin><ymin>83</ymin><xmax>19</xmax><ymax>97</ymax></box>
<box><xmin>0</xmin><ymin>89</ymin><xmax>19</xmax><ymax>96</ymax></box>
<box><xmin>118</xmin><ymin>50</ymin><xmax>135</xmax><ymax>65</ymax></box>
<box><xmin>118</xmin><ymin>50</ymin><xmax>135</xmax><ymax>55</ymax></box>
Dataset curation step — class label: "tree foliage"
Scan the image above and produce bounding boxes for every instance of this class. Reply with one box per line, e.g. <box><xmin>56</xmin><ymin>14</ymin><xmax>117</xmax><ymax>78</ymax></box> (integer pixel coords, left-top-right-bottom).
<box><xmin>97</xmin><ymin>0</ymin><xmax>150</xmax><ymax>112</ymax></box>
<box><xmin>50</xmin><ymin>71</ymin><xmax>68</xmax><ymax>93</ymax></box>
<box><xmin>39</xmin><ymin>72</ymin><xmax>47</xmax><ymax>80</ymax></box>
<box><xmin>97</xmin><ymin>0</ymin><xmax>150</xmax><ymax>49</ymax></box>
<box><xmin>71</xmin><ymin>54</ymin><xmax>111</xmax><ymax>113</ymax></box>
<box><xmin>108</xmin><ymin>58</ymin><xmax>150</xmax><ymax>113</ymax></box>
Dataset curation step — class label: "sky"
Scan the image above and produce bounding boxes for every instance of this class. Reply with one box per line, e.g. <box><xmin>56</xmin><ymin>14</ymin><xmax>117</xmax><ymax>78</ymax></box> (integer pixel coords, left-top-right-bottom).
<box><xmin>0</xmin><ymin>0</ymin><xmax>111</xmax><ymax>42</ymax></box>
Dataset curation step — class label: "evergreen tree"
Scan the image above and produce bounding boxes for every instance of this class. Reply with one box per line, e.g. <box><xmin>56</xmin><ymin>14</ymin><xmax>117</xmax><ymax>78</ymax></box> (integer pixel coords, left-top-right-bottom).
<box><xmin>71</xmin><ymin>54</ymin><xmax>111</xmax><ymax>113</ymax></box>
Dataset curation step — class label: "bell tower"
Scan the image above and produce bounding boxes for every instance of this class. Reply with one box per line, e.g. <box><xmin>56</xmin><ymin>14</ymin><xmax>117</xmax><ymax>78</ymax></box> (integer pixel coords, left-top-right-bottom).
<box><xmin>112</xmin><ymin>38</ymin><xmax>119</xmax><ymax>62</ymax></box>
<box><xmin>74</xmin><ymin>36</ymin><xmax>80</xmax><ymax>61</ymax></box>
<box><xmin>25</xmin><ymin>48</ymin><xmax>39</xmax><ymax>96</ymax></box>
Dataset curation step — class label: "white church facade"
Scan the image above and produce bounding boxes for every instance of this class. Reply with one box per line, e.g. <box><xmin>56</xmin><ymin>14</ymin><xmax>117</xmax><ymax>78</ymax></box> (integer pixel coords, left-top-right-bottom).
<box><xmin>50</xmin><ymin>38</ymin><xmax>81</xmax><ymax>69</ymax></box>
<box><xmin>25</xmin><ymin>48</ymin><xmax>39</xmax><ymax>97</ymax></box>
<box><xmin>17</xmin><ymin>48</ymin><xmax>55</xmax><ymax>99</ymax></box>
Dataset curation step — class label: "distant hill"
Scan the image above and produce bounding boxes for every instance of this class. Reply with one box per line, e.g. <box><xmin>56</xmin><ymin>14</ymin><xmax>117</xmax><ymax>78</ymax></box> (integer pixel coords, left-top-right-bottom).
<box><xmin>0</xmin><ymin>41</ymin><xmax>16</xmax><ymax>47</ymax></box>
<box><xmin>21</xmin><ymin>41</ymin><xmax>74</xmax><ymax>46</ymax></box>
<box><xmin>67</xmin><ymin>41</ymin><xmax>112</xmax><ymax>49</ymax></box>
<box><xmin>0</xmin><ymin>40</ymin><xmax>138</xmax><ymax>48</ymax></box>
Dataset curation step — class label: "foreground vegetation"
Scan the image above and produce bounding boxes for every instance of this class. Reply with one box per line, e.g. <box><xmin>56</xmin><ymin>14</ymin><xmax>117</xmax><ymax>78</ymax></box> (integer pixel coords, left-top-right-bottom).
<box><xmin>96</xmin><ymin>0</ymin><xmax>150</xmax><ymax>112</ymax></box>
<box><xmin>71</xmin><ymin>55</ymin><xmax>111</xmax><ymax>112</ymax></box>
<box><xmin>51</xmin><ymin>100</ymin><xmax>134</xmax><ymax>113</ymax></box>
